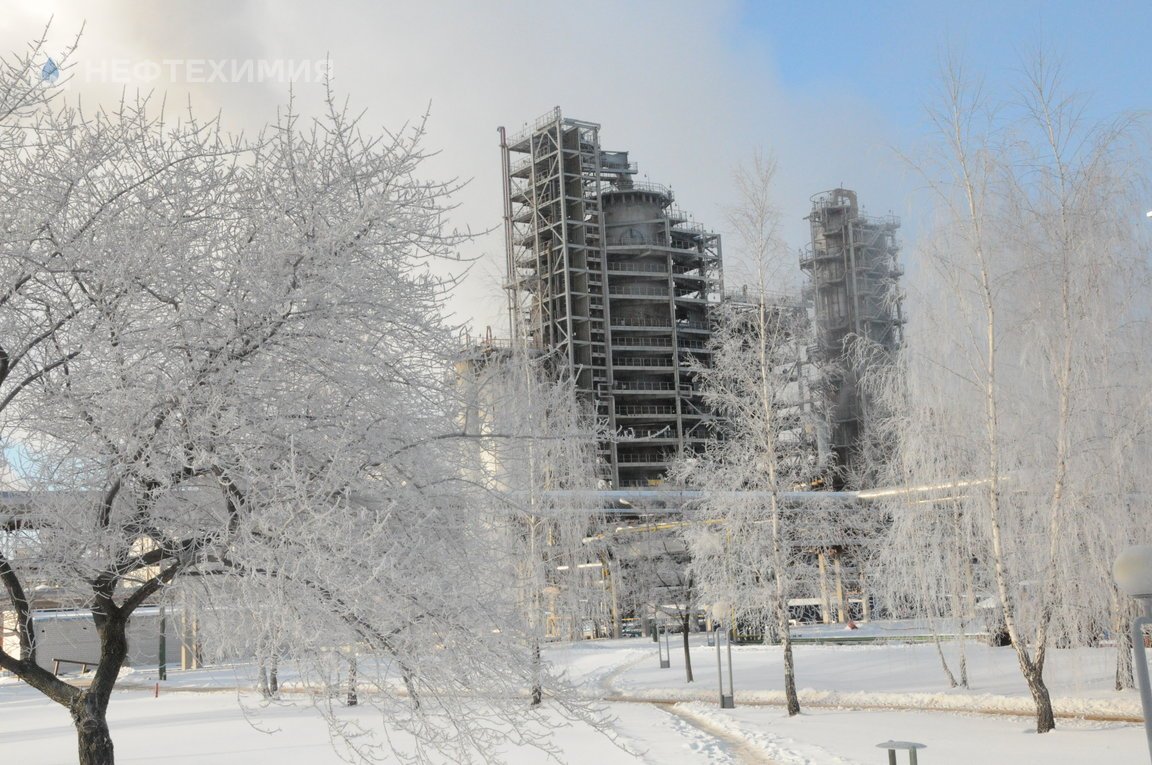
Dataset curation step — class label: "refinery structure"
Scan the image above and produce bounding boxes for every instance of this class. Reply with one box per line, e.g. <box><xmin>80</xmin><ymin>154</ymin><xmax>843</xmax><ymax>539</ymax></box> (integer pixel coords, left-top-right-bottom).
<box><xmin>500</xmin><ymin>108</ymin><xmax>723</xmax><ymax>489</ymax></box>
<box><xmin>802</xmin><ymin>189</ymin><xmax>904</xmax><ymax>487</ymax></box>
<box><xmin>495</xmin><ymin>110</ymin><xmax>903</xmax><ymax>493</ymax></box>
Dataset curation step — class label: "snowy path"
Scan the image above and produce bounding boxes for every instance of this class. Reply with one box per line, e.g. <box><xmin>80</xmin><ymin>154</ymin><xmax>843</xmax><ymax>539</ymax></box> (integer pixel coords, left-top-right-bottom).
<box><xmin>601</xmin><ymin>701</ymin><xmax>743</xmax><ymax>764</ymax></box>
<box><xmin>655</xmin><ymin>703</ymin><xmax>777</xmax><ymax>764</ymax></box>
<box><xmin>590</xmin><ymin>644</ymin><xmax>782</xmax><ymax>763</ymax></box>
<box><xmin>587</xmin><ymin>644</ymin><xmax>825</xmax><ymax>764</ymax></box>
<box><xmin>0</xmin><ymin>685</ymin><xmax>782</xmax><ymax>765</ymax></box>
<box><xmin>5</xmin><ymin>634</ymin><xmax>1150</xmax><ymax>763</ymax></box>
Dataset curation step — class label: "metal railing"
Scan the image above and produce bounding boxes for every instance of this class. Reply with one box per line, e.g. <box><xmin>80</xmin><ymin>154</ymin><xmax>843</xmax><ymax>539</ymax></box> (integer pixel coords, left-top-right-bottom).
<box><xmin>620</xmin><ymin>426</ymin><xmax>675</xmax><ymax>439</ymax></box>
<box><xmin>722</xmin><ymin>287</ymin><xmax>803</xmax><ymax>307</ymax></box>
<box><xmin>614</xmin><ymin>381</ymin><xmax>678</xmax><ymax>391</ymax></box>
<box><xmin>613</xmin><ymin>336</ymin><xmax>673</xmax><ymax>347</ymax></box>
<box><xmin>509</xmin><ymin>155</ymin><xmax>536</xmax><ymax>178</ymax></box>
<box><xmin>610</xmin><ymin>286</ymin><xmax>670</xmax><ymax>297</ymax></box>
<box><xmin>613</xmin><ymin>357</ymin><xmax>675</xmax><ymax>367</ymax></box>
<box><xmin>604</xmin><ymin>179</ymin><xmax>674</xmax><ymax>200</ymax></box>
<box><xmin>508</xmin><ymin>106</ymin><xmax>562</xmax><ymax>145</ymax></box>
<box><xmin>612</xmin><ymin>316</ymin><xmax>673</xmax><ymax>328</ymax></box>
<box><xmin>616</xmin><ymin>404</ymin><xmax>677</xmax><ymax>416</ymax></box>
<box><xmin>616</xmin><ymin>452</ymin><xmax>672</xmax><ymax>463</ymax></box>
<box><xmin>672</xmin><ymin>220</ymin><xmax>713</xmax><ymax>236</ymax></box>
<box><xmin>607</xmin><ymin>262</ymin><xmax>669</xmax><ymax>274</ymax></box>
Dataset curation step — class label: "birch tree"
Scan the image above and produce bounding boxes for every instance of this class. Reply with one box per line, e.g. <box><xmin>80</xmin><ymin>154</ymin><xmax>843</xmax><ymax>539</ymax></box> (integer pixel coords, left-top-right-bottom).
<box><xmin>872</xmin><ymin>57</ymin><xmax>1151</xmax><ymax>732</ymax></box>
<box><xmin>459</xmin><ymin>345</ymin><xmax>606</xmax><ymax>702</ymax></box>
<box><xmin>671</xmin><ymin>154</ymin><xmax>820</xmax><ymax>715</ymax></box>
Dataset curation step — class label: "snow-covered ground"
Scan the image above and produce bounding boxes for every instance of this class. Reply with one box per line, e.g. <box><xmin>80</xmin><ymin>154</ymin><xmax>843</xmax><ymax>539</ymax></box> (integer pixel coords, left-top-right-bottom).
<box><xmin>3</xmin><ymin>627</ymin><xmax>1148</xmax><ymax>764</ymax></box>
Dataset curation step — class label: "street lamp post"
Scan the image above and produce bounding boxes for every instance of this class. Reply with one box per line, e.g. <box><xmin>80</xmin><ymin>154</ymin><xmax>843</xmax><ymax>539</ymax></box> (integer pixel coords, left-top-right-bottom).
<box><xmin>713</xmin><ymin>623</ymin><xmax>735</xmax><ymax>708</ymax></box>
<box><xmin>157</xmin><ymin>604</ymin><xmax>167</xmax><ymax>681</ymax></box>
<box><xmin>710</xmin><ymin>601</ymin><xmax>736</xmax><ymax>708</ymax></box>
<box><xmin>1114</xmin><ymin>544</ymin><xmax>1152</xmax><ymax>763</ymax></box>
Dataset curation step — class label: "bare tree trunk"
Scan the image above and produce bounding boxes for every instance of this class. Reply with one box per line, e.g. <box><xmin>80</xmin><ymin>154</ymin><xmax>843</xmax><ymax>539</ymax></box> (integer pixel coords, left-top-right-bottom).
<box><xmin>401</xmin><ymin>663</ymin><xmax>420</xmax><ymax>709</ymax></box>
<box><xmin>1115</xmin><ymin>594</ymin><xmax>1135</xmax><ymax>691</ymax></box>
<box><xmin>346</xmin><ymin>655</ymin><xmax>358</xmax><ymax>707</ymax></box>
<box><xmin>957</xmin><ymin>512</ymin><xmax>975</xmax><ymax>688</ymax></box>
<box><xmin>778</xmin><ymin>597</ymin><xmax>800</xmax><ymax>716</ymax></box>
<box><xmin>769</xmin><ymin>498</ymin><xmax>799</xmax><ymax>716</ymax></box>
<box><xmin>72</xmin><ymin>698</ymin><xmax>116</xmax><ymax>765</ymax></box>
<box><xmin>681</xmin><ymin>612</ymin><xmax>694</xmax><ymax>683</ymax></box>
<box><xmin>1022</xmin><ymin>661</ymin><xmax>1056</xmax><ymax>732</ymax></box>
<box><xmin>71</xmin><ymin>612</ymin><xmax>130</xmax><ymax>765</ymax></box>
<box><xmin>258</xmin><ymin>660</ymin><xmax>270</xmax><ymax>698</ymax></box>
<box><xmin>818</xmin><ymin>551</ymin><xmax>832</xmax><ymax>624</ymax></box>
<box><xmin>931</xmin><ymin>630</ymin><xmax>958</xmax><ymax>688</ymax></box>
<box><xmin>1116</xmin><ymin>626</ymin><xmax>1134</xmax><ymax>691</ymax></box>
<box><xmin>529</xmin><ymin>639</ymin><xmax>542</xmax><ymax>706</ymax></box>
<box><xmin>269</xmin><ymin>654</ymin><xmax>279</xmax><ymax>696</ymax></box>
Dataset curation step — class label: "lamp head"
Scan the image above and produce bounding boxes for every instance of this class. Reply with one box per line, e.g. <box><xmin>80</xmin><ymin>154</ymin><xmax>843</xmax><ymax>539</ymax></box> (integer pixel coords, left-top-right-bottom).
<box><xmin>1113</xmin><ymin>545</ymin><xmax>1152</xmax><ymax>598</ymax></box>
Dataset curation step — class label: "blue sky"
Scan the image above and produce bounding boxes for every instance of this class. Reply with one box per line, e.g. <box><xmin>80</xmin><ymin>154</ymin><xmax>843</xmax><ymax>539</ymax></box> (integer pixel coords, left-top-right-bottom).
<box><xmin>733</xmin><ymin>0</ymin><xmax>1152</xmax><ymax>211</ymax></box>
<box><xmin>0</xmin><ymin>0</ymin><xmax>1148</xmax><ymax>332</ymax></box>
<box><xmin>737</xmin><ymin>0</ymin><xmax>1150</xmax><ymax>132</ymax></box>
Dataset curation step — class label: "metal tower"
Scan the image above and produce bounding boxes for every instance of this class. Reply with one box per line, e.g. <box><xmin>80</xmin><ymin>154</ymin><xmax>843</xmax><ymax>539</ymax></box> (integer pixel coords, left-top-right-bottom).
<box><xmin>500</xmin><ymin>108</ymin><xmax>723</xmax><ymax>488</ymax></box>
<box><xmin>801</xmin><ymin>188</ymin><xmax>903</xmax><ymax>487</ymax></box>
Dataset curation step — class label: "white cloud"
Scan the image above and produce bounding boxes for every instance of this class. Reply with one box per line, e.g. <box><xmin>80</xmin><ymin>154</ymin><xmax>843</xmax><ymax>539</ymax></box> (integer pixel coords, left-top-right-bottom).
<box><xmin>3</xmin><ymin>1</ymin><xmax>913</xmax><ymax>334</ymax></box>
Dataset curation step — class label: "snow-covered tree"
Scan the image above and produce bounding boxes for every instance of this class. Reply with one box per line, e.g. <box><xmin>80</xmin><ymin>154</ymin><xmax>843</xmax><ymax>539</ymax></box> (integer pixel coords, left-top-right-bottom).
<box><xmin>870</xmin><ymin>57</ymin><xmax>1152</xmax><ymax>732</ymax></box>
<box><xmin>612</xmin><ymin>521</ymin><xmax>698</xmax><ymax>681</ymax></box>
<box><xmin>0</xmin><ymin>58</ymin><xmax>578</xmax><ymax>764</ymax></box>
<box><xmin>671</xmin><ymin>154</ymin><xmax>822</xmax><ymax>716</ymax></box>
<box><xmin>458</xmin><ymin>344</ymin><xmax>607</xmax><ymax>702</ymax></box>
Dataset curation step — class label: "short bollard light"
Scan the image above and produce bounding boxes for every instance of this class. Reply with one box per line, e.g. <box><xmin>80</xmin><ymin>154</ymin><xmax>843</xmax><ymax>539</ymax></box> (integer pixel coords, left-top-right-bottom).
<box><xmin>1113</xmin><ymin>544</ymin><xmax>1152</xmax><ymax>764</ymax></box>
<box><xmin>657</xmin><ymin>626</ymin><xmax>670</xmax><ymax>669</ymax></box>
<box><xmin>876</xmin><ymin>740</ymin><xmax>925</xmax><ymax>765</ymax></box>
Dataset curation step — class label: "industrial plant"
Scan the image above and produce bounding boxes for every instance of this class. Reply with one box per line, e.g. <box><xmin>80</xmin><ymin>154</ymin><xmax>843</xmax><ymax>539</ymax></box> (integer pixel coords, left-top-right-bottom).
<box><xmin>802</xmin><ymin>188</ymin><xmax>904</xmax><ymax>487</ymax></box>
<box><xmin>500</xmin><ymin>108</ymin><xmax>723</xmax><ymax>489</ymax></box>
<box><xmin>497</xmin><ymin>110</ymin><xmax>903</xmax><ymax>492</ymax></box>
<box><xmin>475</xmin><ymin>110</ymin><xmax>909</xmax><ymax>639</ymax></box>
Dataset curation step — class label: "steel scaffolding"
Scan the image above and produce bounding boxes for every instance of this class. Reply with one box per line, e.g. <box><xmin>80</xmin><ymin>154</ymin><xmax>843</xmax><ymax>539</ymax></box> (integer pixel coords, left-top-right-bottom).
<box><xmin>800</xmin><ymin>188</ymin><xmax>904</xmax><ymax>486</ymax></box>
<box><xmin>500</xmin><ymin>108</ymin><xmax>723</xmax><ymax>488</ymax></box>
